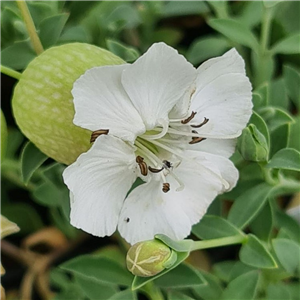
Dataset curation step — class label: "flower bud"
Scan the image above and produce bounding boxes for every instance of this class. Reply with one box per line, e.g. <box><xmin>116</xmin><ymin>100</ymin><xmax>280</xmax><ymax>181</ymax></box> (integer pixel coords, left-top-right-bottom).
<box><xmin>12</xmin><ymin>43</ymin><xmax>124</xmax><ymax>165</ymax></box>
<box><xmin>126</xmin><ymin>239</ymin><xmax>176</xmax><ymax>277</ymax></box>
<box><xmin>237</xmin><ymin>124</ymin><xmax>269</xmax><ymax>162</ymax></box>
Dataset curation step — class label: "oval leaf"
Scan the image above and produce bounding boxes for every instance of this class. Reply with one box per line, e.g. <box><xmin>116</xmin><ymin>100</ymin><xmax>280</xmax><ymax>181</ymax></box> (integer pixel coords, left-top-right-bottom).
<box><xmin>239</xmin><ymin>234</ymin><xmax>277</xmax><ymax>269</ymax></box>
<box><xmin>267</xmin><ymin>148</ymin><xmax>300</xmax><ymax>171</ymax></box>
<box><xmin>271</xmin><ymin>33</ymin><xmax>300</xmax><ymax>55</ymax></box>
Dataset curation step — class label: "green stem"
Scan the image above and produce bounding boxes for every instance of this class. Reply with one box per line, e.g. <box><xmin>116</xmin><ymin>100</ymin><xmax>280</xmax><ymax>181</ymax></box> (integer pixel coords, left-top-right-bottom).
<box><xmin>191</xmin><ymin>234</ymin><xmax>248</xmax><ymax>252</ymax></box>
<box><xmin>1</xmin><ymin>65</ymin><xmax>22</xmax><ymax>80</ymax></box>
<box><xmin>260</xmin><ymin>7</ymin><xmax>273</xmax><ymax>54</ymax></box>
<box><xmin>142</xmin><ymin>282</ymin><xmax>164</xmax><ymax>300</ymax></box>
<box><xmin>16</xmin><ymin>1</ymin><xmax>44</xmax><ymax>55</ymax></box>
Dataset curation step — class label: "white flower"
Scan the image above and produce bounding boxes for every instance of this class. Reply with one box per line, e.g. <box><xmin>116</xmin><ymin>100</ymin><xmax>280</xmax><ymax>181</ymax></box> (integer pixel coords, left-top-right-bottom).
<box><xmin>63</xmin><ymin>43</ymin><xmax>252</xmax><ymax>245</ymax></box>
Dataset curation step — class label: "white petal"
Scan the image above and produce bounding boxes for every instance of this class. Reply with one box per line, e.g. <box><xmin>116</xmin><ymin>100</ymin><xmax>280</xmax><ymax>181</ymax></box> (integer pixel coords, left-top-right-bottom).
<box><xmin>190</xmin><ymin>48</ymin><xmax>252</xmax><ymax>138</ymax></box>
<box><xmin>63</xmin><ymin>135</ymin><xmax>138</xmax><ymax>237</ymax></box>
<box><xmin>186</xmin><ymin>150</ymin><xmax>239</xmax><ymax>192</ymax></box>
<box><xmin>122</xmin><ymin>42</ymin><xmax>196</xmax><ymax>129</ymax></box>
<box><xmin>118</xmin><ymin>158</ymin><xmax>223</xmax><ymax>244</ymax></box>
<box><xmin>72</xmin><ymin>65</ymin><xmax>146</xmax><ymax>143</ymax></box>
<box><xmin>188</xmin><ymin>138</ymin><xmax>237</xmax><ymax>158</ymax></box>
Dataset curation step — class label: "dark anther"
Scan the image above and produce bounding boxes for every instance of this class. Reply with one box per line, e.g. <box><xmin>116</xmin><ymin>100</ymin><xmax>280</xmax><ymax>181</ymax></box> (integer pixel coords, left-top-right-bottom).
<box><xmin>181</xmin><ymin>111</ymin><xmax>197</xmax><ymax>124</ymax></box>
<box><xmin>189</xmin><ymin>137</ymin><xmax>206</xmax><ymax>145</ymax></box>
<box><xmin>162</xmin><ymin>183</ymin><xmax>170</xmax><ymax>193</ymax></box>
<box><xmin>163</xmin><ymin>160</ymin><xmax>172</xmax><ymax>169</ymax></box>
<box><xmin>192</xmin><ymin>130</ymin><xmax>198</xmax><ymax>134</ymax></box>
<box><xmin>90</xmin><ymin>129</ymin><xmax>109</xmax><ymax>143</ymax></box>
<box><xmin>191</xmin><ymin>117</ymin><xmax>209</xmax><ymax>128</ymax></box>
<box><xmin>136</xmin><ymin>156</ymin><xmax>148</xmax><ymax>176</ymax></box>
<box><xmin>149</xmin><ymin>166</ymin><xmax>164</xmax><ymax>173</ymax></box>
<box><xmin>125</xmin><ymin>217</ymin><xmax>130</xmax><ymax>223</ymax></box>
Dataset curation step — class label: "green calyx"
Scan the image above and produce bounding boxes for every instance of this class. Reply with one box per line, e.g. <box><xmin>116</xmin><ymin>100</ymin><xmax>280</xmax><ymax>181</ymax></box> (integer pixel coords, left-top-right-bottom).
<box><xmin>12</xmin><ymin>43</ymin><xmax>125</xmax><ymax>165</ymax></box>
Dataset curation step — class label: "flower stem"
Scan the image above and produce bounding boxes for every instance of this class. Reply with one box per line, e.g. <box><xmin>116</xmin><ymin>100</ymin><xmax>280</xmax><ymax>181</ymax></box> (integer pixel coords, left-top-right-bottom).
<box><xmin>142</xmin><ymin>282</ymin><xmax>164</xmax><ymax>300</ymax></box>
<box><xmin>16</xmin><ymin>1</ymin><xmax>44</xmax><ymax>55</ymax></box>
<box><xmin>190</xmin><ymin>234</ymin><xmax>248</xmax><ymax>252</ymax></box>
<box><xmin>1</xmin><ymin>65</ymin><xmax>22</xmax><ymax>80</ymax></box>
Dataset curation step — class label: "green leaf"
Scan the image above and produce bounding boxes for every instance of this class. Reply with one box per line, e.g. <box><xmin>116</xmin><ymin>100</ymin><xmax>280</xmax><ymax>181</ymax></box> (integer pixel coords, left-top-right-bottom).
<box><xmin>213</xmin><ymin>261</ymin><xmax>236</xmax><ymax>282</ymax></box>
<box><xmin>221</xmin><ymin>271</ymin><xmax>259</xmax><ymax>300</ymax></box>
<box><xmin>21</xmin><ymin>142</ymin><xmax>48</xmax><ymax>184</ymax></box>
<box><xmin>208</xmin><ymin>18</ymin><xmax>259</xmax><ymax>51</ymax></box>
<box><xmin>39</xmin><ymin>13</ymin><xmax>69</xmax><ymax>49</ymax></box>
<box><xmin>168</xmin><ymin>291</ymin><xmax>195</xmax><ymax>300</ymax></box>
<box><xmin>288</xmin><ymin>116</ymin><xmax>300</xmax><ymax>152</ymax></box>
<box><xmin>75</xmin><ymin>275</ymin><xmax>118</xmax><ymax>300</ymax></box>
<box><xmin>228</xmin><ymin>183</ymin><xmax>273</xmax><ymax>229</ymax></box>
<box><xmin>162</xmin><ymin>1</ymin><xmax>209</xmax><ymax>17</ymax></box>
<box><xmin>272</xmin><ymin>238</ymin><xmax>300</xmax><ymax>274</ymax></box>
<box><xmin>155</xmin><ymin>263</ymin><xmax>206</xmax><ymax>288</ymax></box>
<box><xmin>266</xmin><ymin>283</ymin><xmax>292</xmax><ymax>300</ymax></box>
<box><xmin>283</xmin><ymin>65</ymin><xmax>300</xmax><ymax>109</ymax></box>
<box><xmin>235</xmin><ymin>1</ymin><xmax>263</xmax><ymax>28</ymax></box>
<box><xmin>270</xmin><ymin>123</ymin><xmax>290</xmax><ymax>157</ymax></box>
<box><xmin>1</xmin><ymin>203</ymin><xmax>44</xmax><ymax>234</ymax></box>
<box><xmin>1</xmin><ymin>41</ymin><xmax>36</xmax><ymax>70</ymax></box>
<box><xmin>192</xmin><ymin>215</ymin><xmax>243</xmax><ymax>240</ymax></box>
<box><xmin>106</xmin><ymin>39</ymin><xmax>140</xmax><ymax>62</ymax></box>
<box><xmin>60</xmin><ymin>255</ymin><xmax>133</xmax><ymax>287</ymax></box>
<box><xmin>250</xmin><ymin>200</ymin><xmax>273</xmax><ymax>241</ymax></box>
<box><xmin>132</xmin><ymin>251</ymin><xmax>189</xmax><ymax>290</ymax></box>
<box><xmin>192</xmin><ymin>271</ymin><xmax>223</xmax><ymax>300</ymax></box>
<box><xmin>267</xmin><ymin>148</ymin><xmax>300</xmax><ymax>171</ymax></box>
<box><xmin>228</xmin><ymin>261</ymin><xmax>255</xmax><ymax>281</ymax></box>
<box><xmin>108</xmin><ymin>289</ymin><xmax>137</xmax><ymax>300</ymax></box>
<box><xmin>271</xmin><ymin>33</ymin><xmax>300</xmax><ymax>54</ymax></box>
<box><xmin>187</xmin><ymin>35</ymin><xmax>229</xmax><ymax>65</ymax></box>
<box><xmin>1</xmin><ymin>110</ymin><xmax>8</xmax><ymax>161</ymax></box>
<box><xmin>152</xmin><ymin>28</ymin><xmax>182</xmax><ymax>47</ymax></box>
<box><xmin>239</xmin><ymin>234</ymin><xmax>277</xmax><ymax>269</ymax></box>
<box><xmin>269</xmin><ymin>78</ymin><xmax>289</xmax><ymax>110</ymax></box>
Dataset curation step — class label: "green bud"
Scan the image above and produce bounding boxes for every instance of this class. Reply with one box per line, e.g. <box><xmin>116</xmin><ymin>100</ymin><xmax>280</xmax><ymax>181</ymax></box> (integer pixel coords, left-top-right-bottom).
<box><xmin>1</xmin><ymin>110</ymin><xmax>8</xmax><ymax>162</ymax></box>
<box><xmin>12</xmin><ymin>43</ymin><xmax>124</xmax><ymax>165</ymax></box>
<box><xmin>126</xmin><ymin>239</ymin><xmax>176</xmax><ymax>277</ymax></box>
<box><xmin>237</xmin><ymin>124</ymin><xmax>269</xmax><ymax>162</ymax></box>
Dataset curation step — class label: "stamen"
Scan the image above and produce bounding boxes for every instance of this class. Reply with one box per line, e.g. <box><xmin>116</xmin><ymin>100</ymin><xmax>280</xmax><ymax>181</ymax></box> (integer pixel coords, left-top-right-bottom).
<box><xmin>141</xmin><ymin>119</ymin><xmax>168</xmax><ymax>140</ymax></box>
<box><xmin>149</xmin><ymin>166</ymin><xmax>164</xmax><ymax>173</ymax></box>
<box><xmin>191</xmin><ymin>117</ymin><xmax>209</xmax><ymax>128</ymax></box>
<box><xmin>163</xmin><ymin>160</ymin><xmax>172</xmax><ymax>169</ymax></box>
<box><xmin>136</xmin><ymin>156</ymin><xmax>148</xmax><ymax>176</ymax></box>
<box><xmin>90</xmin><ymin>129</ymin><xmax>109</xmax><ymax>143</ymax></box>
<box><xmin>181</xmin><ymin>111</ymin><xmax>197</xmax><ymax>124</ymax></box>
<box><xmin>166</xmin><ymin>128</ymin><xmax>241</xmax><ymax>139</ymax></box>
<box><xmin>162</xmin><ymin>183</ymin><xmax>170</xmax><ymax>193</ymax></box>
<box><xmin>189</xmin><ymin>137</ymin><xmax>206</xmax><ymax>145</ymax></box>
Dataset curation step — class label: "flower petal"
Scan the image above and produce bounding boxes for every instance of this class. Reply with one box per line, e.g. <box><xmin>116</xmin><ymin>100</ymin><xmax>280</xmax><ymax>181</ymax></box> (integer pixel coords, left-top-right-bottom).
<box><xmin>188</xmin><ymin>138</ymin><xmax>237</xmax><ymax>158</ymax></box>
<box><xmin>118</xmin><ymin>158</ymin><xmax>223</xmax><ymax>244</ymax></box>
<box><xmin>72</xmin><ymin>65</ymin><xmax>146</xmax><ymax>143</ymax></box>
<box><xmin>190</xmin><ymin>48</ymin><xmax>252</xmax><ymax>138</ymax></box>
<box><xmin>122</xmin><ymin>42</ymin><xmax>196</xmax><ymax>129</ymax></box>
<box><xmin>63</xmin><ymin>135</ymin><xmax>138</xmax><ymax>237</ymax></box>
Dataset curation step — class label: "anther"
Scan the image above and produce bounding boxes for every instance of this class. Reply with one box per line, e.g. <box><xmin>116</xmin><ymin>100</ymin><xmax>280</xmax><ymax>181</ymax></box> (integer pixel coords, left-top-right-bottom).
<box><xmin>136</xmin><ymin>156</ymin><xmax>148</xmax><ymax>176</ymax></box>
<box><xmin>149</xmin><ymin>166</ymin><xmax>164</xmax><ymax>173</ymax></box>
<box><xmin>191</xmin><ymin>117</ymin><xmax>209</xmax><ymax>128</ymax></box>
<box><xmin>162</xmin><ymin>183</ymin><xmax>170</xmax><ymax>193</ymax></box>
<box><xmin>189</xmin><ymin>137</ymin><xmax>206</xmax><ymax>145</ymax></box>
<box><xmin>90</xmin><ymin>129</ymin><xmax>109</xmax><ymax>143</ymax></box>
<box><xmin>163</xmin><ymin>160</ymin><xmax>172</xmax><ymax>169</ymax></box>
<box><xmin>181</xmin><ymin>111</ymin><xmax>197</xmax><ymax>124</ymax></box>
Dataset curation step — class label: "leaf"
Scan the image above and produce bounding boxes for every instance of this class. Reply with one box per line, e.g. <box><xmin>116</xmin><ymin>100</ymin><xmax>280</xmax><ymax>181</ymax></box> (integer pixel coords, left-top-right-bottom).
<box><xmin>239</xmin><ymin>234</ymin><xmax>277</xmax><ymax>269</ymax></box>
<box><xmin>250</xmin><ymin>200</ymin><xmax>273</xmax><ymax>241</ymax></box>
<box><xmin>152</xmin><ymin>28</ymin><xmax>182</xmax><ymax>47</ymax></box>
<box><xmin>271</xmin><ymin>33</ymin><xmax>300</xmax><ymax>54</ymax></box>
<box><xmin>288</xmin><ymin>116</ymin><xmax>300</xmax><ymax>152</ymax></box>
<box><xmin>192</xmin><ymin>271</ymin><xmax>223</xmax><ymax>300</ymax></box>
<box><xmin>213</xmin><ymin>261</ymin><xmax>236</xmax><ymax>282</ymax></box>
<box><xmin>267</xmin><ymin>148</ymin><xmax>300</xmax><ymax>171</ymax></box>
<box><xmin>154</xmin><ymin>263</ymin><xmax>206</xmax><ymax>288</ymax></box>
<box><xmin>187</xmin><ymin>35</ymin><xmax>229</xmax><ymax>65</ymax></box>
<box><xmin>168</xmin><ymin>291</ymin><xmax>195</xmax><ymax>300</ymax></box>
<box><xmin>221</xmin><ymin>271</ymin><xmax>259</xmax><ymax>300</ymax></box>
<box><xmin>270</xmin><ymin>123</ymin><xmax>290</xmax><ymax>157</ymax></box>
<box><xmin>106</xmin><ymin>39</ymin><xmax>140</xmax><ymax>62</ymax></box>
<box><xmin>0</xmin><ymin>109</ymin><xmax>7</xmax><ymax>164</ymax></box>
<box><xmin>60</xmin><ymin>255</ymin><xmax>133</xmax><ymax>287</ymax></box>
<box><xmin>208</xmin><ymin>18</ymin><xmax>259</xmax><ymax>51</ymax></box>
<box><xmin>266</xmin><ymin>283</ymin><xmax>292</xmax><ymax>300</ymax></box>
<box><xmin>269</xmin><ymin>78</ymin><xmax>289</xmax><ymax>110</ymax></box>
<box><xmin>272</xmin><ymin>238</ymin><xmax>300</xmax><ymax>274</ymax></box>
<box><xmin>108</xmin><ymin>289</ymin><xmax>137</xmax><ymax>300</ymax></box>
<box><xmin>1</xmin><ymin>41</ymin><xmax>36</xmax><ymax>70</ymax></box>
<box><xmin>283</xmin><ymin>65</ymin><xmax>300</xmax><ymax>109</ymax></box>
<box><xmin>192</xmin><ymin>215</ymin><xmax>243</xmax><ymax>240</ymax></box>
<box><xmin>39</xmin><ymin>13</ymin><xmax>69</xmax><ymax>49</ymax></box>
<box><xmin>21</xmin><ymin>142</ymin><xmax>48</xmax><ymax>184</ymax></box>
<box><xmin>132</xmin><ymin>251</ymin><xmax>189</xmax><ymax>290</ymax></box>
<box><xmin>1</xmin><ymin>203</ymin><xmax>44</xmax><ymax>234</ymax></box>
<box><xmin>75</xmin><ymin>275</ymin><xmax>118</xmax><ymax>300</ymax></box>
<box><xmin>228</xmin><ymin>261</ymin><xmax>255</xmax><ymax>281</ymax></box>
<box><xmin>162</xmin><ymin>1</ymin><xmax>209</xmax><ymax>17</ymax></box>
<box><xmin>235</xmin><ymin>1</ymin><xmax>263</xmax><ymax>28</ymax></box>
<box><xmin>228</xmin><ymin>183</ymin><xmax>273</xmax><ymax>229</ymax></box>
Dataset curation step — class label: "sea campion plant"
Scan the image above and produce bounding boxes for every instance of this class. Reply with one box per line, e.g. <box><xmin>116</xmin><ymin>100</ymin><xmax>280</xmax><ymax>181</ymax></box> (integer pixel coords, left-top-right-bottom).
<box><xmin>1</xmin><ymin>1</ymin><xmax>299</xmax><ymax>299</ymax></box>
